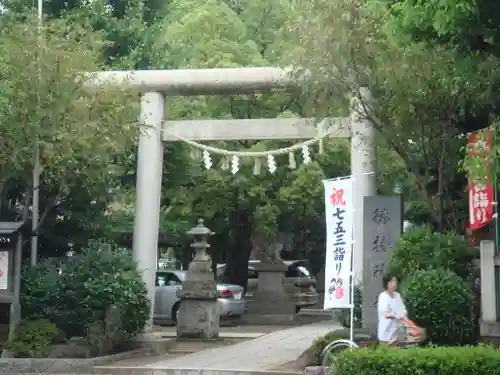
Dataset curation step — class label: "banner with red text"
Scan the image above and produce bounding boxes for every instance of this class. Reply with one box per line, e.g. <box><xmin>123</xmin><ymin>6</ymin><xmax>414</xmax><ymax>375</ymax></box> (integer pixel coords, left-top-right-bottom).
<box><xmin>323</xmin><ymin>177</ymin><xmax>354</xmax><ymax>310</ymax></box>
<box><xmin>468</xmin><ymin>130</ymin><xmax>494</xmax><ymax>231</ymax></box>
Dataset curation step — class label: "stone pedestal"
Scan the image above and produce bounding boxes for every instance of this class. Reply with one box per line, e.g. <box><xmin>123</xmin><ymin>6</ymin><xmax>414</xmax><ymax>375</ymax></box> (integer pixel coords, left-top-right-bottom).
<box><xmin>479</xmin><ymin>240</ymin><xmax>500</xmax><ymax>338</ymax></box>
<box><xmin>177</xmin><ymin>259</ymin><xmax>220</xmax><ymax>339</ymax></box>
<box><xmin>176</xmin><ymin>219</ymin><xmax>219</xmax><ymax>340</ymax></box>
<box><xmin>246</xmin><ymin>262</ymin><xmax>295</xmax><ymax>323</ymax></box>
<box><xmin>177</xmin><ymin>298</ymin><xmax>219</xmax><ymax>339</ymax></box>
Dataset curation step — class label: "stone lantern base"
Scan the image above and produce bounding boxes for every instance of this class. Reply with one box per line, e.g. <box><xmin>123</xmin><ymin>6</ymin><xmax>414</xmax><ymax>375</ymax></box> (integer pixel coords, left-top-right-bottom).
<box><xmin>245</xmin><ymin>262</ymin><xmax>296</xmax><ymax>324</ymax></box>
<box><xmin>177</xmin><ymin>297</ymin><xmax>219</xmax><ymax>340</ymax></box>
<box><xmin>176</xmin><ymin>259</ymin><xmax>220</xmax><ymax>340</ymax></box>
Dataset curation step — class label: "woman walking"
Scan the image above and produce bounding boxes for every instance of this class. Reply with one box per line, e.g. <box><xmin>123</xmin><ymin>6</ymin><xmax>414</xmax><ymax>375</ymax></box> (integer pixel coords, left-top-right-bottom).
<box><xmin>377</xmin><ymin>273</ymin><xmax>407</xmax><ymax>346</ymax></box>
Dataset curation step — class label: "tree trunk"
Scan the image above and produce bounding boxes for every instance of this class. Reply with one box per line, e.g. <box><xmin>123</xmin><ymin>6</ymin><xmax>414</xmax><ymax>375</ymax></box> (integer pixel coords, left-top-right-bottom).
<box><xmin>223</xmin><ymin>209</ymin><xmax>252</xmax><ymax>293</ymax></box>
<box><xmin>436</xmin><ymin>128</ymin><xmax>446</xmax><ymax>231</ymax></box>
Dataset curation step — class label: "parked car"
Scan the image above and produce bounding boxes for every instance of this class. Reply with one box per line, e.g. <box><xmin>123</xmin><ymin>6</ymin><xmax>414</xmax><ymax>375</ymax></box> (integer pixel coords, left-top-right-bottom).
<box><xmin>216</xmin><ymin>260</ymin><xmax>318</xmax><ymax>312</ymax></box>
<box><xmin>153</xmin><ymin>270</ymin><xmax>246</xmax><ymax>325</ymax></box>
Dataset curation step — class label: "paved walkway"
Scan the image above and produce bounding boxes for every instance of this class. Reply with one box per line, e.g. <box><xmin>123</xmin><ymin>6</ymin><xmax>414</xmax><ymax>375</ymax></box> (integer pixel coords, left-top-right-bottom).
<box><xmin>146</xmin><ymin>320</ymin><xmax>339</xmax><ymax>371</ymax></box>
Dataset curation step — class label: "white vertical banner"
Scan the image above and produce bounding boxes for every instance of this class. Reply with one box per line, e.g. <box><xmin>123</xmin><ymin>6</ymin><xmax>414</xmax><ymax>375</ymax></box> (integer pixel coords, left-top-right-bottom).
<box><xmin>323</xmin><ymin>177</ymin><xmax>354</xmax><ymax>310</ymax></box>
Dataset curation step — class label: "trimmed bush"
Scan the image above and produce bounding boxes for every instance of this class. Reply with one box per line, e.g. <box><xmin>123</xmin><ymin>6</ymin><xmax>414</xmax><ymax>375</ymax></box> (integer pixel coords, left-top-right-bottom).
<box><xmin>21</xmin><ymin>262</ymin><xmax>60</xmax><ymax>320</ymax></box>
<box><xmin>21</xmin><ymin>247</ymin><xmax>150</xmax><ymax>349</ymax></box>
<box><xmin>335</xmin><ymin>346</ymin><xmax>500</xmax><ymax>375</ymax></box>
<box><xmin>5</xmin><ymin>319</ymin><xmax>64</xmax><ymax>358</ymax></box>
<box><xmin>389</xmin><ymin>225</ymin><xmax>476</xmax><ymax>282</ymax></box>
<box><xmin>56</xmin><ymin>248</ymin><xmax>150</xmax><ymax>340</ymax></box>
<box><xmin>401</xmin><ymin>268</ymin><xmax>477</xmax><ymax>345</ymax></box>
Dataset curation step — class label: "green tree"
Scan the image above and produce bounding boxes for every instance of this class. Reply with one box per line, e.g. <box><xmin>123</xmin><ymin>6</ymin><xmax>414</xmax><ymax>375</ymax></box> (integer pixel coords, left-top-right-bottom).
<box><xmin>0</xmin><ymin>0</ymin><xmax>191</xmax><ymax>258</ymax></box>
<box><xmin>375</xmin><ymin>0</ymin><xmax>500</xmax><ymax>59</ymax></box>
<box><xmin>283</xmin><ymin>0</ymin><xmax>495</xmax><ymax>231</ymax></box>
<box><xmin>2</xmin><ymin>0</ymin><xmax>168</xmax><ymax>69</ymax></box>
<box><xmin>370</xmin><ymin>0</ymin><xmax>500</xmax><ymax>186</ymax></box>
<box><xmin>0</xmin><ymin>16</ymin><xmax>137</xmax><ymax>255</ymax></box>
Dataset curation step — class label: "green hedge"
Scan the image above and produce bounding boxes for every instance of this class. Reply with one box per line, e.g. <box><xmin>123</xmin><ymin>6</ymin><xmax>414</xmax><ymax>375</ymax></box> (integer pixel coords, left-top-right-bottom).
<box><xmin>389</xmin><ymin>225</ymin><xmax>476</xmax><ymax>282</ymax></box>
<box><xmin>5</xmin><ymin>319</ymin><xmax>64</xmax><ymax>358</ymax></box>
<box><xmin>21</xmin><ymin>247</ymin><xmax>150</xmax><ymax>340</ymax></box>
<box><xmin>335</xmin><ymin>346</ymin><xmax>500</xmax><ymax>375</ymax></box>
<box><xmin>401</xmin><ymin>268</ymin><xmax>477</xmax><ymax>345</ymax></box>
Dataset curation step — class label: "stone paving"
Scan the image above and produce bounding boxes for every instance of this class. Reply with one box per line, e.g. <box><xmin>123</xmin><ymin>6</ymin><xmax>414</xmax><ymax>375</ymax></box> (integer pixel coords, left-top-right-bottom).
<box><xmin>145</xmin><ymin>320</ymin><xmax>339</xmax><ymax>371</ymax></box>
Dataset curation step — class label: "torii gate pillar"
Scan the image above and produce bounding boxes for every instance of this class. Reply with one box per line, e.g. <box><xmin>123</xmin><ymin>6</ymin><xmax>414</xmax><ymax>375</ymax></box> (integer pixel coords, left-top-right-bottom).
<box><xmin>350</xmin><ymin>88</ymin><xmax>376</xmax><ymax>283</ymax></box>
<box><xmin>133</xmin><ymin>92</ymin><xmax>164</xmax><ymax>331</ymax></box>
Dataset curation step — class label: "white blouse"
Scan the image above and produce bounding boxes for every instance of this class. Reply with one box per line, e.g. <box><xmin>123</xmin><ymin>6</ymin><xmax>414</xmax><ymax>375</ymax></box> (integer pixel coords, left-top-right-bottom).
<box><xmin>377</xmin><ymin>291</ymin><xmax>407</xmax><ymax>342</ymax></box>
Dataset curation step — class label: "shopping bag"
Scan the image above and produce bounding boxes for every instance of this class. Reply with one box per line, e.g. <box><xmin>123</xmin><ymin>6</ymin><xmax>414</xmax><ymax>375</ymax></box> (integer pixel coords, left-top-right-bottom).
<box><xmin>395</xmin><ymin>318</ymin><xmax>426</xmax><ymax>344</ymax></box>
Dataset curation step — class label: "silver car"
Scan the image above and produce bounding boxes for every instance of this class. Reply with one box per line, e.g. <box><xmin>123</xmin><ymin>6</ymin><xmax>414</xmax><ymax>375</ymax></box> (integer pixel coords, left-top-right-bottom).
<box><xmin>153</xmin><ymin>270</ymin><xmax>246</xmax><ymax>325</ymax></box>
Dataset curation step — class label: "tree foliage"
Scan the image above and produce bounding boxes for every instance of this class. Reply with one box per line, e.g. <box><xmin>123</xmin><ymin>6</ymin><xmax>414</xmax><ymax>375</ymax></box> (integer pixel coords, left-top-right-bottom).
<box><xmin>377</xmin><ymin>0</ymin><xmax>500</xmax><ymax>59</ymax></box>
<box><xmin>0</xmin><ymin>15</ymin><xmax>137</xmax><ymax>256</ymax></box>
<box><xmin>0</xmin><ymin>16</ymin><xmax>136</xmax><ymax>181</ymax></box>
<box><xmin>3</xmin><ymin>0</ymin><xmax>168</xmax><ymax>68</ymax></box>
<box><xmin>389</xmin><ymin>225</ymin><xmax>476</xmax><ymax>282</ymax></box>
<box><xmin>282</xmin><ymin>0</ymin><xmax>499</xmax><ymax>231</ymax></box>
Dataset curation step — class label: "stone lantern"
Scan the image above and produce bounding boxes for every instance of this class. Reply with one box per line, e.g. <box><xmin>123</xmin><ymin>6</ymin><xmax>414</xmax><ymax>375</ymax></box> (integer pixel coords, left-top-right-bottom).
<box><xmin>176</xmin><ymin>219</ymin><xmax>219</xmax><ymax>339</ymax></box>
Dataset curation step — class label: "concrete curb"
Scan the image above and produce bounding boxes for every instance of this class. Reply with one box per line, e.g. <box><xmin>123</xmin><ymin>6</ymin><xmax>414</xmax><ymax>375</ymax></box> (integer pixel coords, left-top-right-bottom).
<box><xmin>0</xmin><ymin>348</ymin><xmax>149</xmax><ymax>374</ymax></box>
<box><xmin>93</xmin><ymin>367</ymin><xmax>302</xmax><ymax>375</ymax></box>
<box><xmin>304</xmin><ymin>366</ymin><xmax>327</xmax><ymax>375</ymax></box>
<box><xmin>0</xmin><ymin>338</ymin><xmax>177</xmax><ymax>373</ymax></box>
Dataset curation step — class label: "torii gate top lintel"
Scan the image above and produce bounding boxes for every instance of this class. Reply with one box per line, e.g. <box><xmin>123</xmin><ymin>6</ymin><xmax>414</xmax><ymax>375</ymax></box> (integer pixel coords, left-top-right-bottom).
<box><xmin>87</xmin><ymin>67</ymin><xmax>296</xmax><ymax>95</ymax></box>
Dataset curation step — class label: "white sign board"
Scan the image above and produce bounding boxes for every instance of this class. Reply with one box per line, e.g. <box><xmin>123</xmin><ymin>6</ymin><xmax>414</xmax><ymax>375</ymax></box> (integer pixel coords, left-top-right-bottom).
<box><xmin>323</xmin><ymin>177</ymin><xmax>354</xmax><ymax>309</ymax></box>
<box><xmin>0</xmin><ymin>251</ymin><xmax>9</xmax><ymax>290</ymax></box>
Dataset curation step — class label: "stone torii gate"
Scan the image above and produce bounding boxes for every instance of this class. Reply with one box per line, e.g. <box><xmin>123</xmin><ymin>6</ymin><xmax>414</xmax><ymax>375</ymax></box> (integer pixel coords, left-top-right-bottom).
<box><xmin>87</xmin><ymin>67</ymin><xmax>376</xmax><ymax>330</ymax></box>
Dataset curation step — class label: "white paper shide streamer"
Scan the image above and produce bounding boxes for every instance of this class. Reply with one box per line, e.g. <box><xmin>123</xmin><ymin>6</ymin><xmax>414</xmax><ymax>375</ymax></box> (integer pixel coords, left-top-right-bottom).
<box><xmin>231</xmin><ymin>155</ymin><xmax>239</xmax><ymax>174</ymax></box>
<box><xmin>323</xmin><ymin>177</ymin><xmax>354</xmax><ymax>310</ymax></box>
<box><xmin>267</xmin><ymin>155</ymin><xmax>276</xmax><ymax>173</ymax></box>
<box><xmin>195</xmin><ymin>142</ymin><xmax>323</xmax><ymax>174</ymax></box>
<box><xmin>160</xmin><ymin>118</ymin><xmax>333</xmax><ymax>175</ymax></box>
<box><xmin>302</xmin><ymin>145</ymin><xmax>311</xmax><ymax>164</ymax></box>
<box><xmin>202</xmin><ymin>150</ymin><xmax>212</xmax><ymax>169</ymax></box>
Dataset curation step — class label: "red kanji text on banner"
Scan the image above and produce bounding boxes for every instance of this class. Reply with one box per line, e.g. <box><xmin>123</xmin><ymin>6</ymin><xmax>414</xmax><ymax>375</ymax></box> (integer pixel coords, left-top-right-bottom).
<box><xmin>468</xmin><ymin>130</ymin><xmax>494</xmax><ymax>231</ymax></box>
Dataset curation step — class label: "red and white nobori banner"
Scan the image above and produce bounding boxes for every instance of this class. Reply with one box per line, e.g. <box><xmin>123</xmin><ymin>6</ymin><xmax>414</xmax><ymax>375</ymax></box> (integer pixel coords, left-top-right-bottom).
<box><xmin>468</xmin><ymin>130</ymin><xmax>494</xmax><ymax>231</ymax></box>
<box><xmin>323</xmin><ymin>177</ymin><xmax>354</xmax><ymax>310</ymax></box>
